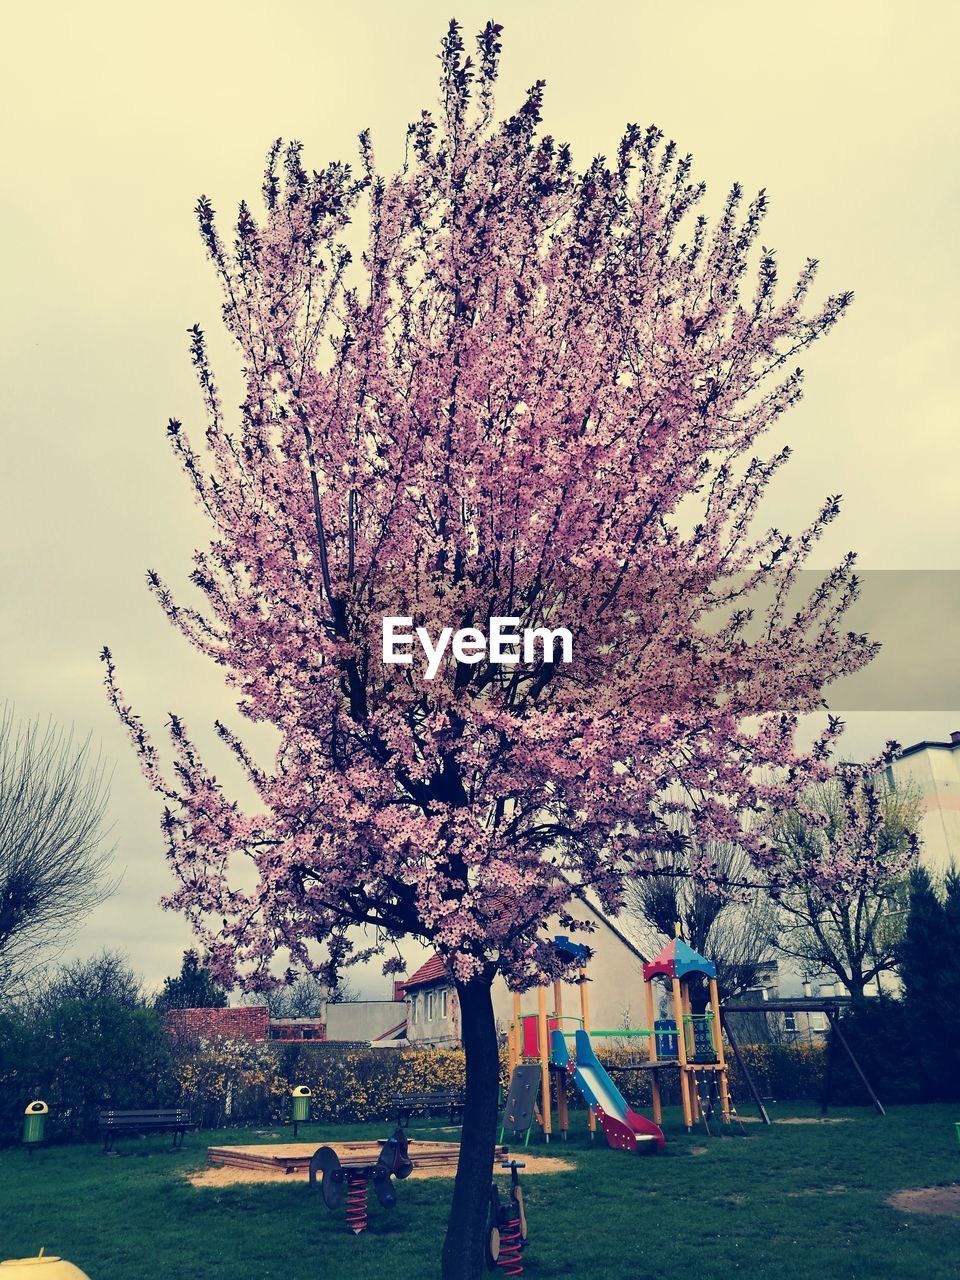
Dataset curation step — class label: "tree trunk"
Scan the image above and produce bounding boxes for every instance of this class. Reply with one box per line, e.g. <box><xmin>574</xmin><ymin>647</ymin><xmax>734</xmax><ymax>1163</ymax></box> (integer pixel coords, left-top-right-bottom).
<box><xmin>441</xmin><ymin>976</ymin><xmax>500</xmax><ymax>1280</ymax></box>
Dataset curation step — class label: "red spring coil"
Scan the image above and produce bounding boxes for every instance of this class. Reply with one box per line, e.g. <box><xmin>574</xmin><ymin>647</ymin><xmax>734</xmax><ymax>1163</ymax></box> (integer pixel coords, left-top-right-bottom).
<box><xmin>497</xmin><ymin>1215</ymin><xmax>523</xmax><ymax>1275</ymax></box>
<box><xmin>344</xmin><ymin>1178</ymin><xmax>369</xmax><ymax>1235</ymax></box>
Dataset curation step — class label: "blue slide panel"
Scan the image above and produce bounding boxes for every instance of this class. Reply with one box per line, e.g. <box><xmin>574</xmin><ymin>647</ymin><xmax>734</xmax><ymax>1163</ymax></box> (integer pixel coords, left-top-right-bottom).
<box><xmin>550</xmin><ymin>1028</ymin><xmax>631</xmax><ymax>1115</ymax></box>
<box><xmin>572</xmin><ymin>1029</ymin><xmax>631</xmax><ymax>1114</ymax></box>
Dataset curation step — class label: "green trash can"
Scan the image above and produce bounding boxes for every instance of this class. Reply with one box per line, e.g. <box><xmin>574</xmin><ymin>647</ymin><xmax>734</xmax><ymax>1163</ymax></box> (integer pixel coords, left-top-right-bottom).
<box><xmin>291</xmin><ymin>1086</ymin><xmax>311</xmax><ymax>1137</ymax></box>
<box><xmin>22</xmin><ymin>1101</ymin><xmax>48</xmax><ymax>1149</ymax></box>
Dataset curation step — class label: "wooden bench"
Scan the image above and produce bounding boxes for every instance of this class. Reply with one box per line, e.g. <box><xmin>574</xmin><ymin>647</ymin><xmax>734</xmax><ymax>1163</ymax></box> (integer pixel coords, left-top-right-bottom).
<box><xmin>98</xmin><ymin>1108</ymin><xmax>196</xmax><ymax>1152</ymax></box>
<box><xmin>391</xmin><ymin>1090</ymin><xmax>465</xmax><ymax>1126</ymax></box>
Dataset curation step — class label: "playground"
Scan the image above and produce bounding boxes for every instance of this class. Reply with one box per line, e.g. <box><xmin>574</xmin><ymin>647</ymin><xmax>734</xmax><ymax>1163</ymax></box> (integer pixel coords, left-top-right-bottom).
<box><xmin>3</xmin><ymin>1103</ymin><xmax>960</xmax><ymax>1279</ymax></box>
<box><xmin>8</xmin><ymin>933</ymin><xmax>958</xmax><ymax>1278</ymax></box>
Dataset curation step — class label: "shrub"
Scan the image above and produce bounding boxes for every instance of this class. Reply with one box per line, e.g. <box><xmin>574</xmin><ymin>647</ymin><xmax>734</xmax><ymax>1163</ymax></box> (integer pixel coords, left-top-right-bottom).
<box><xmin>173</xmin><ymin>1033</ymin><xmax>287</xmax><ymax>1128</ymax></box>
<box><xmin>824</xmin><ymin>998</ymin><xmax>923</xmax><ymax>1105</ymax></box>
<box><xmin>725</xmin><ymin>1040</ymin><xmax>825</xmax><ymax>1103</ymax></box>
<box><xmin>0</xmin><ymin>998</ymin><xmax>173</xmax><ymax>1144</ymax></box>
<box><xmin>275</xmin><ymin>1044</ymin><xmax>469</xmax><ymax>1125</ymax></box>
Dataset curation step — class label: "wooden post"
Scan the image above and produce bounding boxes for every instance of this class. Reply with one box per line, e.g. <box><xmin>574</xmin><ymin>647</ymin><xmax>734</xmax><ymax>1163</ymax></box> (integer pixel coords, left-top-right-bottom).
<box><xmin>644</xmin><ymin>978</ymin><xmax>661</xmax><ymax>1125</ymax></box>
<box><xmin>537</xmin><ymin>984</ymin><xmax>551</xmax><ymax>1141</ymax></box>
<box><xmin>509</xmin><ymin>992</ymin><xmax>522</xmax><ymax>1076</ymax></box>
<box><xmin>681</xmin><ymin>981</ymin><xmax>700</xmax><ymax>1122</ymax></box>
<box><xmin>579</xmin><ymin>968</ymin><xmax>597</xmax><ymax>1136</ymax></box>
<box><xmin>672</xmin><ymin>976</ymin><xmax>693</xmax><ymax>1130</ymax></box>
<box><xmin>709</xmin><ymin>977</ymin><xmax>731</xmax><ymax>1124</ymax></box>
<box><xmin>553</xmin><ymin>979</ymin><xmax>569</xmax><ymax>1139</ymax></box>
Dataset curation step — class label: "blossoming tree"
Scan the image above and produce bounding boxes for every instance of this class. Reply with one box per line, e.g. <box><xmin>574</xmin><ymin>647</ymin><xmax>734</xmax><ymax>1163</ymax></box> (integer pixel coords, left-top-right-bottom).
<box><xmin>104</xmin><ymin>22</ymin><xmax>873</xmax><ymax>1276</ymax></box>
<box><xmin>770</xmin><ymin>750</ymin><xmax>921</xmax><ymax>1000</ymax></box>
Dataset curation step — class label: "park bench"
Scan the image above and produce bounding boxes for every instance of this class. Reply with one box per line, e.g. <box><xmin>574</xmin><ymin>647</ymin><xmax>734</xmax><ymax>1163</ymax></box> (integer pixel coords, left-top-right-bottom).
<box><xmin>391</xmin><ymin>1090</ymin><xmax>465</xmax><ymax>1126</ymax></box>
<box><xmin>98</xmin><ymin>1107</ymin><xmax>196</xmax><ymax>1152</ymax></box>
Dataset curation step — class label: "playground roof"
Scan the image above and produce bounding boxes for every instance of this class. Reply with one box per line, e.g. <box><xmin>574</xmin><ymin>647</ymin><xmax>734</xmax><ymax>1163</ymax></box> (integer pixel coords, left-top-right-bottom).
<box><xmin>642</xmin><ymin>937</ymin><xmax>717</xmax><ymax>982</ymax></box>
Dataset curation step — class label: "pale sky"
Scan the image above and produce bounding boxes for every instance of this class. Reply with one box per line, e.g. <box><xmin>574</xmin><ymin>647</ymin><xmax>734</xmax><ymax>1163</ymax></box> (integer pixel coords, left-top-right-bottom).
<box><xmin>2</xmin><ymin>2</ymin><xmax>958</xmax><ymax>994</ymax></box>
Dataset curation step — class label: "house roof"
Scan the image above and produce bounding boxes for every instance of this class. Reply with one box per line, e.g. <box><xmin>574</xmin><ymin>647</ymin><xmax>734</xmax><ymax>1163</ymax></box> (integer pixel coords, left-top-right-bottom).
<box><xmin>398</xmin><ymin>890</ymin><xmax>650</xmax><ymax>994</ymax></box>
<box><xmin>565</xmin><ymin>882</ymin><xmax>650</xmax><ymax>965</ymax></box>
<box><xmin>400</xmin><ymin>953</ymin><xmax>450</xmax><ymax>992</ymax></box>
<box><xmin>897</xmin><ymin>731</ymin><xmax>960</xmax><ymax>760</ymax></box>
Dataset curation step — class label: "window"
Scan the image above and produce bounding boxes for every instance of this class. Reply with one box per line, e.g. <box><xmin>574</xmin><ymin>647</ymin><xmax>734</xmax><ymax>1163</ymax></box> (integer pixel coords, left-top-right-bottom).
<box><xmin>440</xmin><ymin>989</ymin><xmax>448</xmax><ymax>1018</ymax></box>
<box><xmin>783</xmin><ymin>1013</ymin><xmax>798</xmax><ymax>1033</ymax></box>
<box><xmin>426</xmin><ymin>991</ymin><xmax>435</xmax><ymax>1021</ymax></box>
<box><xmin>411</xmin><ymin>995</ymin><xmax>418</xmax><ymax>1024</ymax></box>
<box><xmin>812</xmin><ymin>1013</ymin><xmax>828</xmax><ymax>1033</ymax></box>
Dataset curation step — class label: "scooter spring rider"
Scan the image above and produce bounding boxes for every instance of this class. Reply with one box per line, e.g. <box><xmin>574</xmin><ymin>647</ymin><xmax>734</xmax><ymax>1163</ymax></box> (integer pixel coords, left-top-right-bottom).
<box><xmin>485</xmin><ymin>1160</ymin><xmax>528</xmax><ymax>1275</ymax></box>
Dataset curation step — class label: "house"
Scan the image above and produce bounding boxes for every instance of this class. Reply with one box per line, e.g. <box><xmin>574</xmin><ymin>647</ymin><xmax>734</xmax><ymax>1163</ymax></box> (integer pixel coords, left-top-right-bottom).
<box><xmin>392</xmin><ymin>892</ymin><xmax>653</xmax><ymax>1050</ymax></box>
<box><xmin>890</xmin><ymin>730</ymin><xmax>960</xmax><ymax>874</ymax></box>
<box><xmin>728</xmin><ymin>966</ymin><xmax>835</xmax><ymax>1045</ymax></box>
<box><xmin>398</xmin><ymin>955</ymin><xmax>460</xmax><ymax>1047</ymax></box>
<box><xmin>268</xmin><ymin>1017</ymin><xmax>327</xmax><ymax>1042</ymax></box>
<box><xmin>491</xmin><ymin>891</ymin><xmax>652</xmax><ymax>1035</ymax></box>
<box><xmin>165</xmin><ymin>1006</ymin><xmax>269</xmax><ymax>1044</ymax></box>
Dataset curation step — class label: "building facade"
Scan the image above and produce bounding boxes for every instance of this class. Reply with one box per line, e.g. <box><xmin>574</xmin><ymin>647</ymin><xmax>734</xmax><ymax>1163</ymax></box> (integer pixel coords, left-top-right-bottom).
<box><xmin>890</xmin><ymin>730</ymin><xmax>960</xmax><ymax>875</ymax></box>
<box><xmin>165</xmin><ymin>998</ymin><xmax>406</xmax><ymax>1046</ymax></box>
<box><xmin>399</xmin><ymin>955</ymin><xmax>461</xmax><ymax>1047</ymax></box>
<box><xmin>490</xmin><ymin>894</ymin><xmax>651</xmax><ymax>1036</ymax></box>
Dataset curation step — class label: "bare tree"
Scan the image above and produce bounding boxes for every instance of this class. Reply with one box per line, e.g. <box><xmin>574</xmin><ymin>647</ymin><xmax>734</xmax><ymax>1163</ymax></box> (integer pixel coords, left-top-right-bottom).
<box><xmin>0</xmin><ymin>706</ymin><xmax>116</xmax><ymax>991</ymax></box>
<box><xmin>626</xmin><ymin>838</ymin><xmax>779</xmax><ymax>1003</ymax></box>
<box><xmin>770</xmin><ymin>763</ymin><xmax>921</xmax><ymax>1000</ymax></box>
<box><xmin>18</xmin><ymin>948</ymin><xmax>143</xmax><ymax>1017</ymax></box>
<box><xmin>244</xmin><ymin>973</ymin><xmax>359</xmax><ymax>1018</ymax></box>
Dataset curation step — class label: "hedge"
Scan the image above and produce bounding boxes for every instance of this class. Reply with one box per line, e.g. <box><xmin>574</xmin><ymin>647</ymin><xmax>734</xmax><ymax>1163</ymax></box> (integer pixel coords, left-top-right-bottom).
<box><xmin>2</xmin><ymin>1007</ymin><xmax>836</xmax><ymax>1144</ymax></box>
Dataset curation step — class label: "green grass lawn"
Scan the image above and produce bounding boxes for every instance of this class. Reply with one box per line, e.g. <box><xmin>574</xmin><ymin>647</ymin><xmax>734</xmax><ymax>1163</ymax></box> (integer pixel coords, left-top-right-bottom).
<box><xmin>3</xmin><ymin>1104</ymin><xmax>959</xmax><ymax>1278</ymax></box>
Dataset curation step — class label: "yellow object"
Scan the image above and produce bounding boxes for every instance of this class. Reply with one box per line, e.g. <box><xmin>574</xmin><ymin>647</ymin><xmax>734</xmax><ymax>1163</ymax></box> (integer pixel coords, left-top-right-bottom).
<box><xmin>0</xmin><ymin>1257</ymin><xmax>90</xmax><ymax>1277</ymax></box>
<box><xmin>536</xmin><ymin>986</ymin><xmax>551</xmax><ymax>1140</ymax></box>
<box><xmin>708</xmin><ymin>976</ymin><xmax>732</xmax><ymax>1124</ymax></box>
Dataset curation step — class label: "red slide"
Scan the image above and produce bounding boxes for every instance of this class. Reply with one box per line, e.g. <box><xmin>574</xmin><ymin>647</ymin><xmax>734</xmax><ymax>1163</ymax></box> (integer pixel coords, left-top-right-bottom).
<box><xmin>595</xmin><ymin>1102</ymin><xmax>665</xmax><ymax>1153</ymax></box>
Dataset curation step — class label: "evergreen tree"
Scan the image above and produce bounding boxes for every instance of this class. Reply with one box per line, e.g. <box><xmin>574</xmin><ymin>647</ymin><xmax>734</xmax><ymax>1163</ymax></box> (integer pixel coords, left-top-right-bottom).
<box><xmin>898</xmin><ymin>867</ymin><xmax>957</xmax><ymax>1101</ymax></box>
<box><xmin>155</xmin><ymin>949</ymin><xmax>227</xmax><ymax>1011</ymax></box>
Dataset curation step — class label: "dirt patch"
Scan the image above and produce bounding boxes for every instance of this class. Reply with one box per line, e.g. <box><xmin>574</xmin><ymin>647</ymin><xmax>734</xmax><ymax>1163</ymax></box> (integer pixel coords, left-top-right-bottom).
<box><xmin>689</xmin><ymin>1146</ymin><xmax>710</xmax><ymax>1156</ymax></box>
<box><xmin>187</xmin><ymin>1154</ymin><xmax>573</xmax><ymax>1189</ymax></box>
<box><xmin>787</xmin><ymin>1185</ymin><xmax>848</xmax><ymax>1198</ymax></box>
<box><xmin>739</xmin><ymin>1116</ymin><xmax>852</xmax><ymax>1125</ymax></box>
<box><xmin>888</xmin><ymin>1186</ymin><xmax>960</xmax><ymax>1218</ymax></box>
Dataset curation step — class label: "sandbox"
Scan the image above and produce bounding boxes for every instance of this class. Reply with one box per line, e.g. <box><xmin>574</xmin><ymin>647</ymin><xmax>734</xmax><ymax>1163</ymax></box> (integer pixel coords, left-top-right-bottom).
<box><xmin>201</xmin><ymin>1139</ymin><xmax>573</xmax><ymax>1186</ymax></box>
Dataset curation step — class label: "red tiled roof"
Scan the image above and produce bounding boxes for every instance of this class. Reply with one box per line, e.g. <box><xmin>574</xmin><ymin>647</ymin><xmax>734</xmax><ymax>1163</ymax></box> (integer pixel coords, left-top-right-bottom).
<box><xmin>400</xmin><ymin>953</ymin><xmax>449</xmax><ymax>991</ymax></box>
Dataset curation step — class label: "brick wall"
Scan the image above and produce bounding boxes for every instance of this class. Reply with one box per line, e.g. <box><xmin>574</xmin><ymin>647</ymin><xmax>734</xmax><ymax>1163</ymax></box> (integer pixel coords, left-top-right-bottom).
<box><xmin>164</xmin><ymin>1005</ymin><xmax>269</xmax><ymax>1043</ymax></box>
<box><xmin>268</xmin><ymin>1019</ymin><xmax>327</xmax><ymax>1042</ymax></box>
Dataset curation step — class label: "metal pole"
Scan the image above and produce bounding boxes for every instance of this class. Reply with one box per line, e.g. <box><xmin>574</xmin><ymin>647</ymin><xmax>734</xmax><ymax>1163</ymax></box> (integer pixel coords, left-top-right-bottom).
<box><xmin>826</xmin><ymin>1010</ymin><xmax>886</xmax><ymax>1117</ymax></box>
<box><xmin>720</xmin><ymin>1011</ymin><xmax>770</xmax><ymax>1125</ymax></box>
